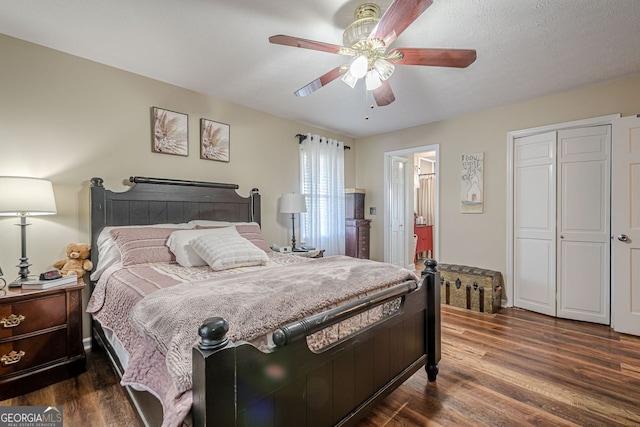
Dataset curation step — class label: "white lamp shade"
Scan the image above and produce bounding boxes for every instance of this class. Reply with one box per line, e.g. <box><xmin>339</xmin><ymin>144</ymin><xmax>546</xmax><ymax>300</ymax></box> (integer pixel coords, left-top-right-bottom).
<box><xmin>341</xmin><ymin>70</ymin><xmax>358</xmax><ymax>89</ymax></box>
<box><xmin>0</xmin><ymin>177</ymin><xmax>57</xmax><ymax>216</ymax></box>
<box><xmin>365</xmin><ymin>70</ymin><xmax>382</xmax><ymax>90</ymax></box>
<box><xmin>350</xmin><ymin>55</ymin><xmax>368</xmax><ymax>79</ymax></box>
<box><xmin>280</xmin><ymin>193</ymin><xmax>307</xmax><ymax>214</ymax></box>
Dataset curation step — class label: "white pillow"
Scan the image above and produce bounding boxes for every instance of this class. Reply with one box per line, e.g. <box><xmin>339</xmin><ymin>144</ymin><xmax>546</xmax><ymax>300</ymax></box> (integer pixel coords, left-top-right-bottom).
<box><xmin>187</xmin><ymin>220</ymin><xmax>232</xmax><ymax>228</ymax></box>
<box><xmin>190</xmin><ymin>227</ymin><xmax>269</xmax><ymax>271</ymax></box>
<box><xmin>167</xmin><ymin>228</ymin><xmax>229</xmax><ymax>267</ymax></box>
<box><xmin>91</xmin><ymin>223</ymin><xmax>192</xmax><ymax>280</ymax></box>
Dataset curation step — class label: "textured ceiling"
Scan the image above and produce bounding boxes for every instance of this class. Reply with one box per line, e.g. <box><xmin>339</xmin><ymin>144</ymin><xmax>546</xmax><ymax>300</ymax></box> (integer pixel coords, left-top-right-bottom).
<box><xmin>1</xmin><ymin>0</ymin><xmax>640</xmax><ymax>138</ymax></box>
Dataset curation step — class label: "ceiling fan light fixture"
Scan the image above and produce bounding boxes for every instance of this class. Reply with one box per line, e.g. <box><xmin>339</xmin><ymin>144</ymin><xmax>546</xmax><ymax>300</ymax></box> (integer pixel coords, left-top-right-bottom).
<box><xmin>373</xmin><ymin>58</ymin><xmax>395</xmax><ymax>81</ymax></box>
<box><xmin>350</xmin><ymin>55</ymin><xmax>368</xmax><ymax>79</ymax></box>
<box><xmin>365</xmin><ymin>70</ymin><xmax>382</xmax><ymax>91</ymax></box>
<box><xmin>341</xmin><ymin>70</ymin><xmax>359</xmax><ymax>88</ymax></box>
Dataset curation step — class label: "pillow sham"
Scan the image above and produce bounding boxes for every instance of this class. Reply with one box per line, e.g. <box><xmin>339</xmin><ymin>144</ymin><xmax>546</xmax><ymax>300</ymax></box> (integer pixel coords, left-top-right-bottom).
<box><xmin>167</xmin><ymin>228</ymin><xmax>230</xmax><ymax>267</ymax></box>
<box><xmin>109</xmin><ymin>227</ymin><xmax>179</xmax><ymax>266</ymax></box>
<box><xmin>190</xmin><ymin>227</ymin><xmax>269</xmax><ymax>271</ymax></box>
<box><xmin>91</xmin><ymin>223</ymin><xmax>192</xmax><ymax>280</ymax></box>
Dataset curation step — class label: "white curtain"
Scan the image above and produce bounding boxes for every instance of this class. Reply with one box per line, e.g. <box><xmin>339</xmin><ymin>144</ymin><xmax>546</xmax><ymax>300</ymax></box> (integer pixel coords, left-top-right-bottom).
<box><xmin>418</xmin><ymin>176</ymin><xmax>436</xmax><ymax>225</ymax></box>
<box><xmin>299</xmin><ymin>133</ymin><xmax>345</xmax><ymax>255</ymax></box>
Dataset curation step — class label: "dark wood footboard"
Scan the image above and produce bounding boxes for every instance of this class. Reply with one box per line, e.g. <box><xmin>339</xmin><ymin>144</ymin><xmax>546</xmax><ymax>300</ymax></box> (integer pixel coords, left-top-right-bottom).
<box><xmin>192</xmin><ymin>260</ymin><xmax>441</xmax><ymax>427</ymax></box>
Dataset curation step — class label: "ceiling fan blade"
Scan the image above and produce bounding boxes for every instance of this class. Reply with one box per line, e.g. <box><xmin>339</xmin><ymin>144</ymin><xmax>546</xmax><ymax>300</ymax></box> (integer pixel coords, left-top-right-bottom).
<box><xmin>294</xmin><ymin>66</ymin><xmax>343</xmax><ymax>97</ymax></box>
<box><xmin>370</xmin><ymin>0</ymin><xmax>433</xmax><ymax>46</ymax></box>
<box><xmin>391</xmin><ymin>48</ymin><xmax>477</xmax><ymax>68</ymax></box>
<box><xmin>373</xmin><ymin>80</ymin><xmax>396</xmax><ymax>106</ymax></box>
<box><xmin>269</xmin><ymin>35</ymin><xmax>344</xmax><ymax>54</ymax></box>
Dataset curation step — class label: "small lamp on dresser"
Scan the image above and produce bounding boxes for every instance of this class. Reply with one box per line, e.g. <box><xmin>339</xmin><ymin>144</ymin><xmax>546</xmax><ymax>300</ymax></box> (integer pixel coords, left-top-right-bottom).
<box><xmin>0</xmin><ymin>176</ymin><xmax>57</xmax><ymax>287</ymax></box>
<box><xmin>280</xmin><ymin>193</ymin><xmax>306</xmax><ymax>251</ymax></box>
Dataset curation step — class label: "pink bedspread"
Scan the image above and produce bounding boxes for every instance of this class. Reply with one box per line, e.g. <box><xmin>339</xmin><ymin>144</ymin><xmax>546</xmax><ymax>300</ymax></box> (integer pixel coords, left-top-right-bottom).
<box><xmin>87</xmin><ymin>255</ymin><xmax>418</xmax><ymax>427</ymax></box>
<box><xmin>87</xmin><ymin>263</ymin><xmax>192</xmax><ymax>427</ymax></box>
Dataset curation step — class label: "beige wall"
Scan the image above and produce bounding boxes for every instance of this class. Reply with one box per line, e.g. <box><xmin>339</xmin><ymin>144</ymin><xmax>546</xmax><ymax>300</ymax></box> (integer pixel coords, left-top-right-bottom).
<box><xmin>355</xmin><ymin>73</ymin><xmax>640</xmax><ymax>279</ymax></box>
<box><xmin>0</xmin><ymin>34</ymin><xmax>354</xmax><ymax>335</ymax></box>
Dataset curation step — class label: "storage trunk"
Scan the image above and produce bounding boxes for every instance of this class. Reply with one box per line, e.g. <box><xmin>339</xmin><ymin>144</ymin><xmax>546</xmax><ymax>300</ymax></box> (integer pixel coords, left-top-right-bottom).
<box><xmin>439</xmin><ymin>263</ymin><xmax>503</xmax><ymax>313</ymax></box>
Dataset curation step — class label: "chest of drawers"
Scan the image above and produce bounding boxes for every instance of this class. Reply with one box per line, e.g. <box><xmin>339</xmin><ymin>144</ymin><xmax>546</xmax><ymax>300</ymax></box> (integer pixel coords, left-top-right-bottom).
<box><xmin>0</xmin><ymin>284</ymin><xmax>86</xmax><ymax>400</ymax></box>
<box><xmin>345</xmin><ymin>218</ymin><xmax>371</xmax><ymax>259</ymax></box>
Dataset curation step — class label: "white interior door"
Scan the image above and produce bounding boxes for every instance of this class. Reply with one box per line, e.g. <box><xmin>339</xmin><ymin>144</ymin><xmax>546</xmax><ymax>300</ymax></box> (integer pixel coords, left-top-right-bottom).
<box><xmin>389</xmin><ymin>156</ymin><xmax>407</xmax><ymax>267</ymax></box>
<box><xmin>513</xmin><ymin>132</ymin><xmax>557</xmax><ymax>316</ymax></box>
<box><xmin>612</xmin><ymin>115</ymin><xmax>640</xmax><ymax>336</ymax></box>
<box><xmin>556</xmin><ymin>126</ymin><xmax>610</xmax><ymax>324</ymax></box>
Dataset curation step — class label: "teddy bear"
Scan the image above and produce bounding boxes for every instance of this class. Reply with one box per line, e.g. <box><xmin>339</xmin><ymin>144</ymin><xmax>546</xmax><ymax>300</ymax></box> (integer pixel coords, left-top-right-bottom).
<box><xmin>53</xmin><ymin>243</ymin><xmax>93</xmax><ymax>284</ymax></box>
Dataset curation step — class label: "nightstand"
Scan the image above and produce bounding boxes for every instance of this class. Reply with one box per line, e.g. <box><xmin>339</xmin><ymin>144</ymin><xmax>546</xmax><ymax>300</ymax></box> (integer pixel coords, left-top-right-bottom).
<box><xmin>0</xmin><ymin>283</ymin><xmax>86</xmax><ymax>400</ymax></box>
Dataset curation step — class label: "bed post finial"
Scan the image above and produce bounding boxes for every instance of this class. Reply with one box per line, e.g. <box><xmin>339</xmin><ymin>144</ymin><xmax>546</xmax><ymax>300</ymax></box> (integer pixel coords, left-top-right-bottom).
<box><xmin>90</xmin><ymin>177</ymin><xmax>104</xmax><ymax>187</ymax></box>
<box><xmin>198</xmin><ymin>317</ymin><xmax>230</xmax><ymax>351</ymax></box>
<box><xmin>421</xmin><ymin>258</ymin><xmax>438</xmax><ymax>276</ymax></box>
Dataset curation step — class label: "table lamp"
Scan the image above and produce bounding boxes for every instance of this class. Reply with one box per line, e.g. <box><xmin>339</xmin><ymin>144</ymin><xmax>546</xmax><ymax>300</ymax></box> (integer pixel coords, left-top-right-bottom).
<box><xmin>280</xmin><ymin>193</ymin><xmax>306</xmax><ymax>251</ymax></box>
<box><xmin>0</xmin><ymin>177</ymin><xmax>57</xmax><ymax>287</ymax></box>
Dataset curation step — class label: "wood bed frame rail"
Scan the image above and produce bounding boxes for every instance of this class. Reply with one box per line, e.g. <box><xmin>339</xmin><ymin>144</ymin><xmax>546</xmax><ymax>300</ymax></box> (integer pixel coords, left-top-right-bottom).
<box><xmin>272</xmin><ymin>280</ymin><xmax>418</xmax><ymax>347</ymax></box>
<box><xmin>192</xmin><ymin>259</ymin><xmax>440</xmax><ymax>427</ymax></box>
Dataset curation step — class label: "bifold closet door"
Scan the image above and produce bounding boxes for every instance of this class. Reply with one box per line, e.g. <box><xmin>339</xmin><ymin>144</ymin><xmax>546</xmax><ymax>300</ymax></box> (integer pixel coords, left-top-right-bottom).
<box><xmin>556</xmin><ymin>126</ymin><xmax>610</xmax><ymax>325</ymax></box>
<box><xmin>514</xmin><ymin>126</ymin><xmax>611</xmax><ymax>324</ymax></box>
<box><xmin>513</xmin><ymin>132</ymin><xmax>557</xmax><ymax>317</ymax></box>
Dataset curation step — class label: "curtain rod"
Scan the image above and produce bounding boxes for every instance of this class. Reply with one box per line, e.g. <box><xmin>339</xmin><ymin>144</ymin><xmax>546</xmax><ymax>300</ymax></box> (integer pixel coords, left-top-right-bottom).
<box><xmin>296</xmin><ymin>134</ymin><xmax>351</xmax><ymax>150</ymax></box>
<box><xmin>419</xmin><ymin>173</ymin><xmax>436</xmax><ymax>176</ymax></box>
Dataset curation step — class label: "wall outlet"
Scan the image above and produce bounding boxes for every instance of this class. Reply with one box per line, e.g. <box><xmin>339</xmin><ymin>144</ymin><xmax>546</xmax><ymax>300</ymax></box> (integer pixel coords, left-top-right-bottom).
<box><xmin>370</xmin><ymin>207</ymin><xmax>377</xmax><ymax>215</ymax></box>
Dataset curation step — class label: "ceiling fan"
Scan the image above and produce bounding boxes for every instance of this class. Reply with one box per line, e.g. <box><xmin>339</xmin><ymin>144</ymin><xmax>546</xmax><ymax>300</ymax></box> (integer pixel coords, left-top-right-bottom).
<box><xmin>269</xmin><ymin>0</ymin><xmax>476</xmax><ymax>107</ymax></box>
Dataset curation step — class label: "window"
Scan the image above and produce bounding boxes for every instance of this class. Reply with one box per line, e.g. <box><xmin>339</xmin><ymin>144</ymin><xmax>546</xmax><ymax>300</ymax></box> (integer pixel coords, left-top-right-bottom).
<box><xmin>299</xmin><ymin>134</ymin><xmax>345</xmax><ymax>255</ymax></box>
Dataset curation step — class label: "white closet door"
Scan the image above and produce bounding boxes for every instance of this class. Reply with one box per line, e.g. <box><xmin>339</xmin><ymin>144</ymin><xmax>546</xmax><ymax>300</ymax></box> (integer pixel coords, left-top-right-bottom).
<box><xmin>513</xmin><ymin>132</ymin><xmax>557</xmax><ymax>316</ymax></box>
<box><xmin>612</xmin><ymin>115</ymin><xmax>640</xmax><ymax>335</ymax></box>
<box><xmin>556</xmin><ymin>126</ymin><xmax>610</xmax><ymax>324</ymax></box>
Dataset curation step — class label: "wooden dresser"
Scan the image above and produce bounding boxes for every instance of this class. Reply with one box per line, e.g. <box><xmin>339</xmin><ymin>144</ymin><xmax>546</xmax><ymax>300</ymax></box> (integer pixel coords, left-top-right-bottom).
<box><xmin>345</xmin><ymin>218</ymin><xmax>371</xmax><ymax>259</ymax></box>
<box><xmin>0</xmin><ymin>283</ymin><xmax>86</xmax><ymax>400</ymax></box>
<box><xmin>345</xmin><ymin>188</ymin><xmax>371</xmax><ymax>259</ymax></box>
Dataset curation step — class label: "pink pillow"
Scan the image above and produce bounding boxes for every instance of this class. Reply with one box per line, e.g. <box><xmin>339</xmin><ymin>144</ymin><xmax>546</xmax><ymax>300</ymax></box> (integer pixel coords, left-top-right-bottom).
<box><xmin>109</xmin><ymin>227</ymin><xmax>177</xmax><ymax>266</ymax></box>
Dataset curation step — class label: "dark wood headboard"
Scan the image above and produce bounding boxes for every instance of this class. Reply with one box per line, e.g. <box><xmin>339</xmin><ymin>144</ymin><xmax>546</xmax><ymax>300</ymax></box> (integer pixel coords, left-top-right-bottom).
<box><xmin>90</xmin><ymin>176</ymin><xmax>260</xmax><ymax>276</ymax></box>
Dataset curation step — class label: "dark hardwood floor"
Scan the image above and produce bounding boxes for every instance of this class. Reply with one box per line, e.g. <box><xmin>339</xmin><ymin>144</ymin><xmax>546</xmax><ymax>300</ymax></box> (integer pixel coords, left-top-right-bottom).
<box><xmin>3</xmin><ymin>305</ymin><xmax>639</xmax><ymax>426</ymax></box>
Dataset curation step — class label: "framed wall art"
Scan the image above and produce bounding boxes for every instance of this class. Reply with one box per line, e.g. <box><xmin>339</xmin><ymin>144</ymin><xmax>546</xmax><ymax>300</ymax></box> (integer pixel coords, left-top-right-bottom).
<box><xmin>460</xmin><ymin>152</ymin><xmax>484</xmax><ymax>214</ymax></box>
<box><xmin>151</xmin><ymin>107</ymin><xmax>188</xmax><ymax>156</ymax></box>
<box><xmin>200</xmin><ymin>118</ymin><xmax>230</xmax><ymax>162</ymax></box>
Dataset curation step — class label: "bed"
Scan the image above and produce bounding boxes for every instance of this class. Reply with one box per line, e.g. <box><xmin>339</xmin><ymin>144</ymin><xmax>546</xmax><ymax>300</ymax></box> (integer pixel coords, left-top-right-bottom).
<box><xmin>88</xmin><ymin>176</ymin><xmax>441</xmax><ymax>427</ymax></box>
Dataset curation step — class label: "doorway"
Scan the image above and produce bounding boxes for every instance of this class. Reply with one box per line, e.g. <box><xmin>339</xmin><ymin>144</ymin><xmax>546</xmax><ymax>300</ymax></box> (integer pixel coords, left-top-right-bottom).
<box><xmin>384</xmin><ymin>145</ymin><xmax>439</xmax><ymax>269</ymax></box>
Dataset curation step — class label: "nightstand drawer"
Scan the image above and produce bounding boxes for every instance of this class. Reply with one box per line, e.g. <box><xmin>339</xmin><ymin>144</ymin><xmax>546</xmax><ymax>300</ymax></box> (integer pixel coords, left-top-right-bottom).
<box><xmin>0</xmin><ymin>328</ymin><xmax>67</xmax><ymax>377</ymax></box>
<box><xmin>0</xmin><ymin>294</ymin><xmax>67</xmax><ymax>339</ymax></box>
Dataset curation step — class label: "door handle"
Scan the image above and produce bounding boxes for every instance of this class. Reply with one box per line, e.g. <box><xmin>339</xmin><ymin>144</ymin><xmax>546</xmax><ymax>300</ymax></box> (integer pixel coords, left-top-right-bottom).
<box><xmin>617</xmin><ymin>234</ymin><xmax>629</xmax><ymax>242</ymax></box>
